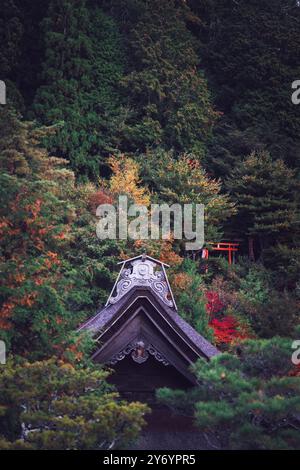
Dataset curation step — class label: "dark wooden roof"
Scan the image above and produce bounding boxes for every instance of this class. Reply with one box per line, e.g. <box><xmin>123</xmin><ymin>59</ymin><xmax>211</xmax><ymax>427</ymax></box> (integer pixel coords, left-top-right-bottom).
<box><xmin>78</xmin><ymin>286</ymin><xmax>219</xmax><ymax>361</ymax></box>
<box><xmin>78</xmin><ymin>255</ymin><xmax>219</xmax><ymax>385</ymax></box>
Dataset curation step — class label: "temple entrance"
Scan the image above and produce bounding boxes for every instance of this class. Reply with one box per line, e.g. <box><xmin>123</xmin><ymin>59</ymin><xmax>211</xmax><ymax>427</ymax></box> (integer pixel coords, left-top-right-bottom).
<box><xmin>109</xmin><ymin>354</ymin><xmax>193</xmax><ymax>404</ymax></box>
<box><xmin>108</xmin><ymin>355</ymin><xmax>212</xmax><ymax>449</ymax></box>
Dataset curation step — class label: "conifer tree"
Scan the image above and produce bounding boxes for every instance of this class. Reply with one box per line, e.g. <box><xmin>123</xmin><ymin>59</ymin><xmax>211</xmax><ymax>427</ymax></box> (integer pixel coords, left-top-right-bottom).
<box><xmin>137</xmin><ymin>149</ymin><xmax>235</xmax><ymax>243</ymax></box>
<box><xmin>189</xmin><ymin>0</ymin><xmax>300</xmax><ymax>173</ymax></box>
<box><xmin>158</xmin><ymin>338</ymin><xmax>300</xmax><ymax>449</ymax></box>
<box><xmin>0</xmin><ymin>108</ymin><xmax>78</xmax><ymax>355</ymax></box>
<box><xmin>0</xmin><ymin>358</ymin><xmax>148</xmax><ymax>449</ymax></box>
<box><xmin>226</xmin><ymin>151</ymin><xmax>300</xmax><ymax>257</ymax></box>
<box><xmin>0</xmin><ymin>108</ymin><xmax>118</xmax><ymax>358</ymax></box>
<box><xmin>113</xmin><ymin>0</ymin><xmax>218</xmax><ymax>156</ymax></box>
<box><xmin>33</xmin><ymin>0</ymin><xmax>125</xmax><ymax>179</ymax></box>
<box><xmin>0</xmin><ymin>0</ymin><xmax>24</xmax><ymax>109</ymax></box>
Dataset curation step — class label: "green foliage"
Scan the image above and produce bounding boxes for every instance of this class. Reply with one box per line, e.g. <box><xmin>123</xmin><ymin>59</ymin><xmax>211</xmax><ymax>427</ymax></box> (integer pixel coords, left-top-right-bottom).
<box><xmin>263</xmin><ymin>243</ymin><xmax>300</xmax><ymax>290</ymax></box>
<box><xmin>175</xmin><ymin>260</ymin><xmax>214</xmax><ymax>341</ymax></box>
<box><xmin>0</xmin><ymin>358</ymin><xmax>148</xmax><ymax>449</ymax></box>
<box><xmin>191</xmin><ymin>0</ymin><xmax>300</xmax><ymax>173</ymax></box>
<box><xmin>249</xmin><ymin>292</ymin><xmax>300</xmax><ymax>339</ymax></box>
<box><xmin>1</xmin><ymin>0</ymin><xmax>300</xmax><ymax>451</ymax></box>
<box><xmin>226</xmin><ymin>151</ymin><xmax>300</xmax><ymax>260</ymax></box>
<box><xmin>0</xmin><ymin>0</ymin><xmax>24</xmax><ymax>110</ymax></box>
<box><xmin>203</xmin><ymin>259</ymin><xmax>299</xmax><ymax>339</ymax></box>
<box><xmin>157</xmin><ymin>338</ymin><xmax>300</xmax><ymax>449</ymax></box>
<box><xmin>0</xmin><ymin>108</ymin><xmax>120</xmax><ymax>358</ymax></box>
<box><xmin>136</xmin><ymin>149</ymin><xmax>235</xmax><ymax>244</ymax></box>
<box><xmin>238</xmin><ymin>267</ymin><xmax>270</xmax><ymax>305</ymax></box>
<box><xmin>113</xmin><ymin>0</ymin><xmax>217</xmax><ymax>155</ymax></box>
<box><xmin>33</xmin><ymin>0</ymin><xmax>125</xmax><ymax>179</ymax></box>
<box><xmin>0</xmin><ymin>1</ymin><xmax>23</xmax><ymax>77</ymax></box>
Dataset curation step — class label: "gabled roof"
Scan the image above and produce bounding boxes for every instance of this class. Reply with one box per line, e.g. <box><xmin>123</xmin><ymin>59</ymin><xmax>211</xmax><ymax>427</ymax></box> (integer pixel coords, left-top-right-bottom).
<box><xmin>78</xmin><ymin>255</ymin><xmax>219</xmax><ymax>382</ymax></box>
<box><xmin>78</xmin><ymin>289</ymin><xmax>219</xmax><ymax>360</ymax></box>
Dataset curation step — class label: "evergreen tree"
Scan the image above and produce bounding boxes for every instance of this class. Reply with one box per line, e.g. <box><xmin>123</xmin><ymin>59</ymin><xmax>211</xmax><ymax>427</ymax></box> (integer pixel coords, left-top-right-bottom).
<box><xmin>111</xmin><ymin>0</ymin><xmax>218</xmax><ymax>155</ymax></box>
<box><xmin>33</xmin><ymin>0</ymin><xmax>125</xmax><ymax>179</ymax></box>
<box><xmin>0</xmin><ymin>108</ymin><xmax>119</xmax><ymax>358</ymax></box>
<box><xmin>158</xmin><ymin>338</ymin><xmax>300</xmax><ymax>449</ymax></box>
<box><xmin>0</xmin><ymin>108</ymin><xmax>79</xmax><ymax>356</ymax></box>
<box><xmin>0</xmin><ymin>0</ymin><xmax>24</xmax><ymax>109</ymax></box>
<box><xmin>16</xmin><ymin>0</ymin><xmax>47</xmax><ymax>107</ymax></box>
<box><xmin>226</xmin><ymin>151</ymin><xmax>300</xmax><ymax>260</ymax></box>
<box><xmin>136</xmin><ymin>149</ymin><xmax>235</xmax><ymax>244</ymax></box>
<box><xmin>0</xmin><ymin>358</ymin><xmax>148</xmax><ymax>449</ymax></box>
<box><xmin>189</xmin><ymin>0</ymin><xmax>300</xmax><ymax>174</ymax></box>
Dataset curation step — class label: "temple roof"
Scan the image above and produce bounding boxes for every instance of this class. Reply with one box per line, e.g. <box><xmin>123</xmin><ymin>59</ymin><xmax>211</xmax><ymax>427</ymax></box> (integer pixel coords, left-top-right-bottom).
<box><xmin>79</xmin><ymin>286</ymin><xmax>219</xmax><ymax>360</ymax></box>
<box><xmin>78</xmin><ymin>255</ymin><xmax>219</xmax><ymax>363</ymax></box>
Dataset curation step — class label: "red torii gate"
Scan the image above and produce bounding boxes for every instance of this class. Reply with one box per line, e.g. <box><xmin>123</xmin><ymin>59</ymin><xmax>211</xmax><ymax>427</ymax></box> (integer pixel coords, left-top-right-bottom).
<box><xmin>202</xmin><ymin>242</ymin><xmax>240</xmax><ymax>265</ymax></box>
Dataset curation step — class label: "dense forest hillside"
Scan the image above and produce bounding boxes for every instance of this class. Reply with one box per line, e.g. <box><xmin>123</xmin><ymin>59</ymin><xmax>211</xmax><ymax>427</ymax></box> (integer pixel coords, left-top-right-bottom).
<box><xmin>0</xmin><ymin>0</ymin><xmax>300</xmax><ymax>450</ymax></box>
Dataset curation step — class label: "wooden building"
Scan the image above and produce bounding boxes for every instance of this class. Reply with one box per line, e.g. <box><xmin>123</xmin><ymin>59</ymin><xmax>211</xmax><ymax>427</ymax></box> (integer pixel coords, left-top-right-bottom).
<box><xmin>78</xmin><ymin>254</ymin><xmax>219</xmax><ymax>404</ymax></box>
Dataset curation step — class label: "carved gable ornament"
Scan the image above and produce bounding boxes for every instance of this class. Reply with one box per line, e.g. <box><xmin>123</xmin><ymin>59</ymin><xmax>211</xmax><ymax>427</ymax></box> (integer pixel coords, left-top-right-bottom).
<box><xmin>106</xmin><ymin>254</ymin><xmax>177</xmax><ymax>310</ymax></box>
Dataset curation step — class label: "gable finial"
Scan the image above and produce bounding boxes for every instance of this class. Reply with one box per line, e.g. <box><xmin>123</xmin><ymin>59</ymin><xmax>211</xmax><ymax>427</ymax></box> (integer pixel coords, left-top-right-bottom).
<box><xmin>106</xmin><ymin>254</ymin><xmax>177</xmax><ymax>310</ymax></box>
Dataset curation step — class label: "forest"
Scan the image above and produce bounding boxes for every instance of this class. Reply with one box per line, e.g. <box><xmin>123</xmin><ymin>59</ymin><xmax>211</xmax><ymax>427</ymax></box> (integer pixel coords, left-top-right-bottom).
<box><xmin>0</xmin><ymin>0</ymin><xmax>300</xmax><ymax>450</ymax></box>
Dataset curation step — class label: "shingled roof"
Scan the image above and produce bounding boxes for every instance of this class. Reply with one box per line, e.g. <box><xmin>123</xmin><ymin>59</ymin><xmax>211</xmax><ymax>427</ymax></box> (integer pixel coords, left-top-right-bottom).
<box><xmin>78</xmin><ymin>286</ymin><xmax>218</xmax><ymax>359</ymax></box>
<box><xmin>78</xmin><ymin>255</ymin><xmax>219</xmax><ymax>363</ymax></box>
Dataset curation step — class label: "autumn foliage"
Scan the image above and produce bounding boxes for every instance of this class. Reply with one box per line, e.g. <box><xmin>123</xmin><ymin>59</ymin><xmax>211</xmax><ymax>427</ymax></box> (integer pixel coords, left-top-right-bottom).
<box><xmin>0</xmin><ymin>111</ymin><xmax>84</xmax><ymax>356</ymax></box>
<box><xmin>205</xmin><ymin>291</ymin><xmax>251</xmax><ymax>346</ymax></box>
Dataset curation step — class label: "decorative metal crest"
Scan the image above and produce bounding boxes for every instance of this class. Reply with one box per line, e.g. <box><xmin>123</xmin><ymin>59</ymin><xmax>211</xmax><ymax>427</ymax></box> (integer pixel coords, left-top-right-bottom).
<box><xmin>107</xmin><ymin>255</ymin><xmax>176</xmax><ymax>309</ymax></box>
